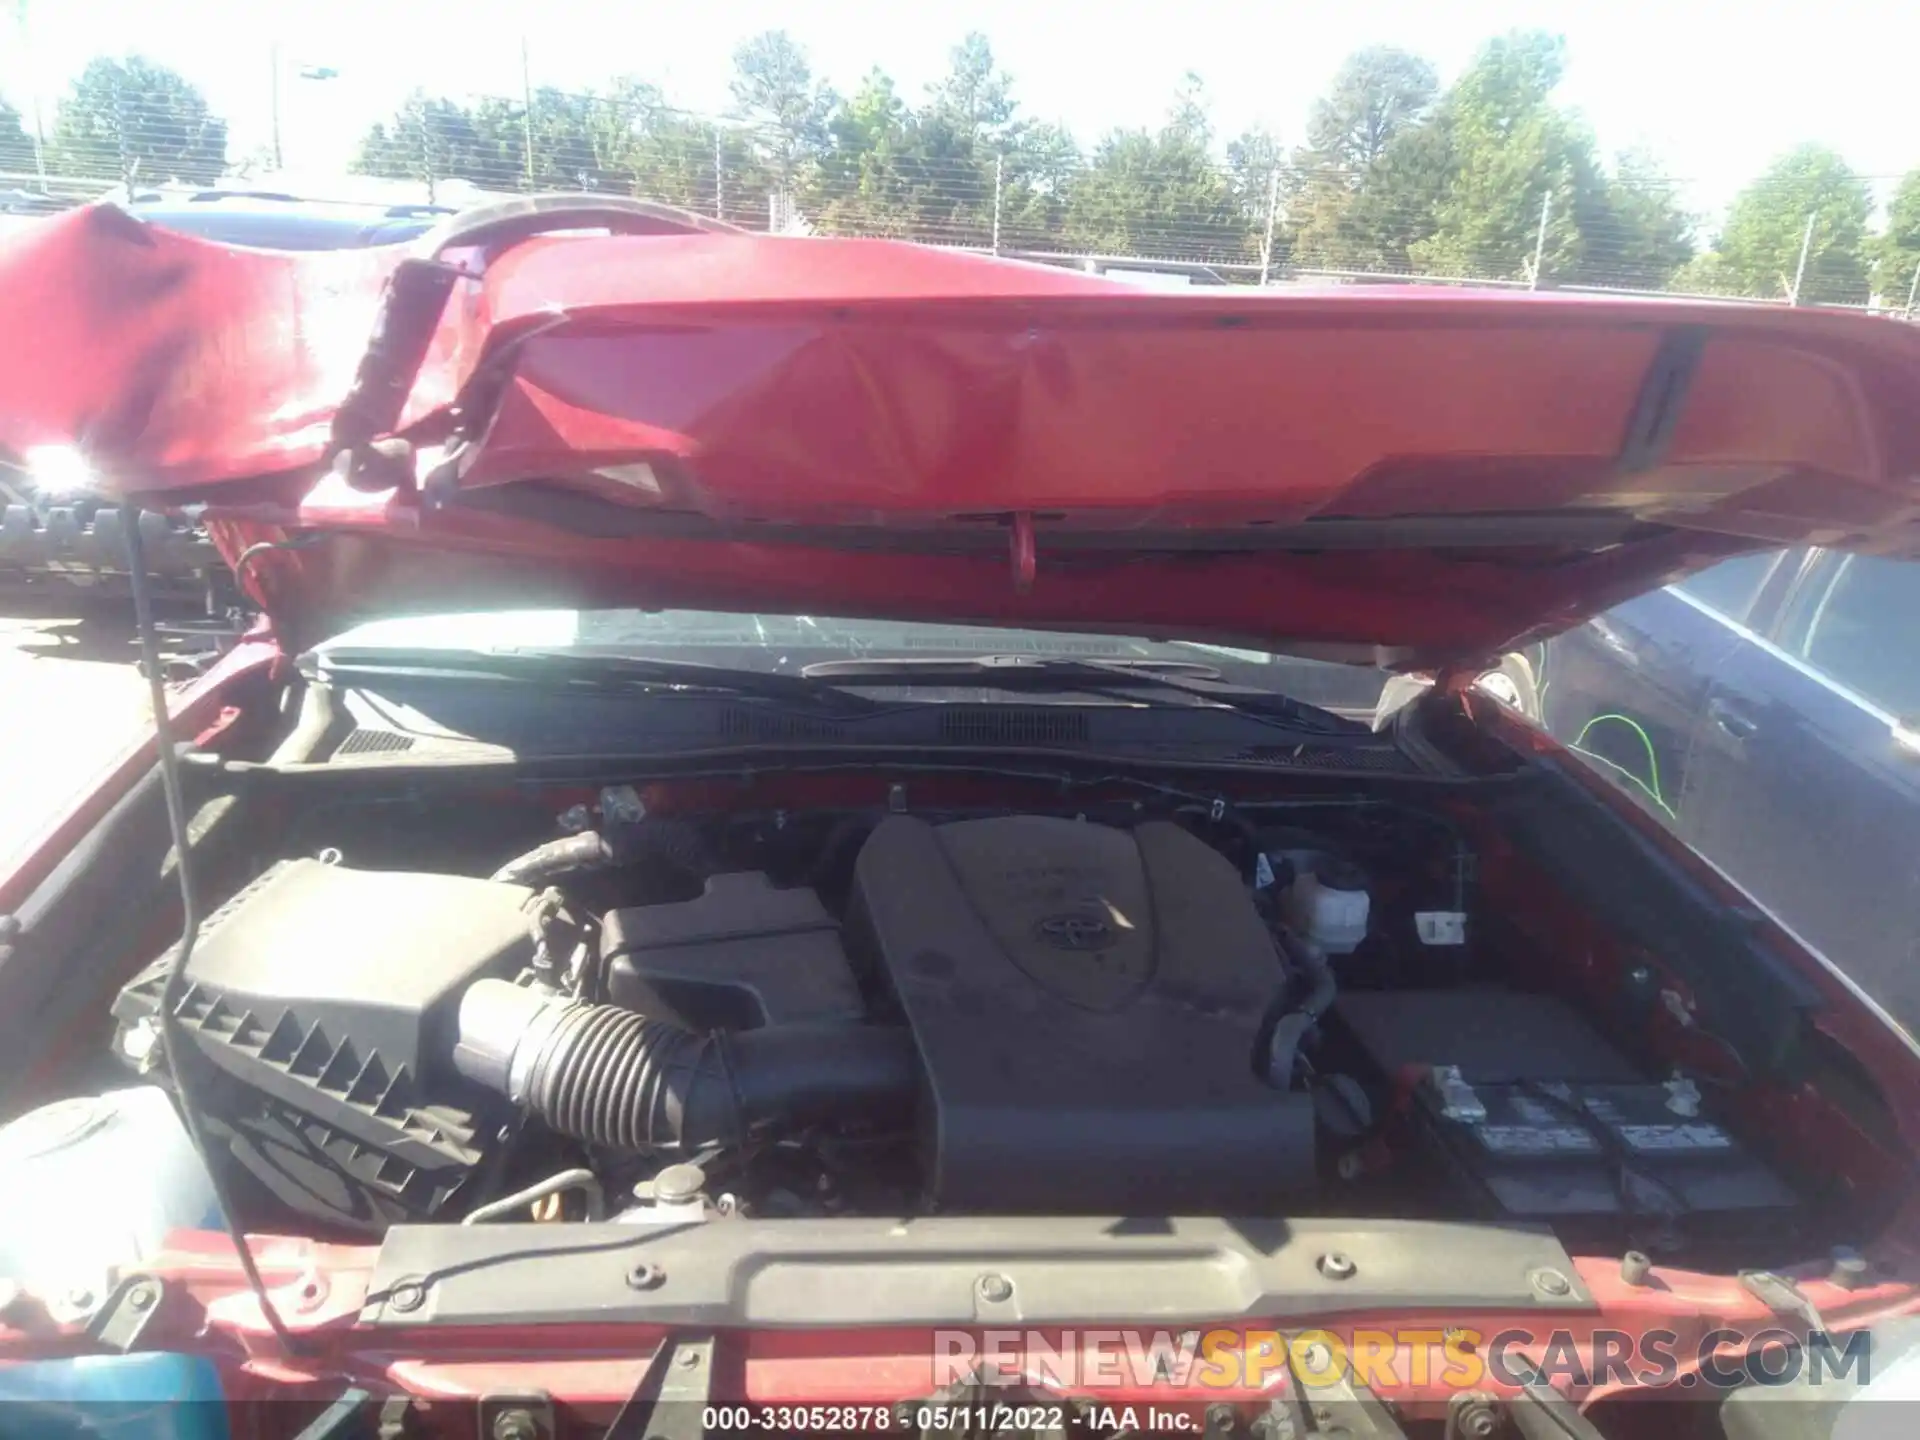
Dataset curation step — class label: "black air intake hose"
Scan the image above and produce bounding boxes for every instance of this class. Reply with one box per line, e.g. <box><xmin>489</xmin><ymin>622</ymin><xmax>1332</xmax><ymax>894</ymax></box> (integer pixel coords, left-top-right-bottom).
<box><xmin>489</xmin><ymin>821</ymin><xmax>713</xmax><ymax>888</ymax></box>
<box><xmin>490</xmin><ymin>832</ymin><xmax>612</xmax><ymax>887</ymax></box>
<box><xmin>454</xmin><ymin>979</ymin><xmax>916</xmax><ymax>1151</ymax></box>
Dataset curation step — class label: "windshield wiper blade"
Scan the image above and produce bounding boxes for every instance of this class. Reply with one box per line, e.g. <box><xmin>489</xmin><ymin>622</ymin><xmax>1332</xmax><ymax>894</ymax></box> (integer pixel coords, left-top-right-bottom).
<box><xmin>799</xmin><ymin>655</ymin><xmax>1362</xmax><ymax>732</ymax></box>
<box><xmin>302</xmin><ymin>645</ymin><xmax>883</xmax><ymax>712</ymax></box>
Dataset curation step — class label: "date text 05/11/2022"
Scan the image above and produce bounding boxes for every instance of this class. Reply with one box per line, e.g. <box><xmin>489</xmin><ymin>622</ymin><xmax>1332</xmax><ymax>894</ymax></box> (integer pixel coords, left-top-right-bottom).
<box><xmin>701</xmin><ymin>1406</ymin><xmax>1198</xmax><ymax>1433</ymax></box>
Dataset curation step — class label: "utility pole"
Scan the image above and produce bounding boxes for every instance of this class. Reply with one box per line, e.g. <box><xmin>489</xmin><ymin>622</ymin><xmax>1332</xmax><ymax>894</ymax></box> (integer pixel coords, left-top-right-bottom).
<box><xmin>1258</xmin><ymin>167</ymin><xmax>1281</xmax><ymax>286</ymax></box>
<box><xmin>1904</xmin><ymin>259</ymin><xmax>1918</xmax><ymax>321</ymax></box>
<box><xmin>520</xmin><ymin>37</ymin><xmax>535</xmax><ymax>190</ymax></box>
<box><xmin>714</xmin><ymin>125</ymin><xmax>725</xmax><ymax>219</ymax></box>
<box><xmin>991</xmin><ymin>153</ymin><xmax>1004</xmax><ymax>254</ymax></box>
<box><xmin>1787</xmin><ymin>212</ymin><xmax>1817</xmax><ymax>305</ymax></box>
<box><xmin>1528</xmin><ymin>190</ymin><xmax>1552</xmax><ymax>290</ymax></box>
<box><xmin>269</xmin><ymin>41</ymin><xmax>283</xmax><ymax>171</ymax></box>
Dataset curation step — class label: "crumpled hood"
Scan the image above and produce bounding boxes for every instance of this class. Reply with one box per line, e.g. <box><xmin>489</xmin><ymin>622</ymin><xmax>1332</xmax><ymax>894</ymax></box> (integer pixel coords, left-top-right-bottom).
<box><xmin>5</xmin><ymin>200</ymin><xmax>1920</xmax><ymax>663</ymax></box>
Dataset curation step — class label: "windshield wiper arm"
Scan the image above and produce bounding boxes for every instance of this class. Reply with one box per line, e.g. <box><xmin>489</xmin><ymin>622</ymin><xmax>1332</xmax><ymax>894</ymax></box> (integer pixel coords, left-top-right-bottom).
<box><xmin>799</xmin><ymin>655</ymin><xmax>1362</xmax><ymax>732</ymax></box>
<box><xmin>301</xmin><ymin>645</ymin><xmax>883</xmax><ymax>713</ymax></box>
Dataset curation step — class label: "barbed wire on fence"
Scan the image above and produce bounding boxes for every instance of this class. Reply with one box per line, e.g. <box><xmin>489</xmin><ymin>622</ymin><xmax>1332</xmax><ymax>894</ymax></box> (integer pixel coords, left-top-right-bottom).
<box><xmin>6</xmin><ymin>84</ymin><xmax>1918</xmax><ymax>314</ymax></box>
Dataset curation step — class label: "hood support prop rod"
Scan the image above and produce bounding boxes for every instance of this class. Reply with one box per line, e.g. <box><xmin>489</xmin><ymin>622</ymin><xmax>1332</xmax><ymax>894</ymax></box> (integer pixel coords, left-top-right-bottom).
<box><xmin>124</xmin><ymin>504</ymin><xmax>305</xmax><ymax>1356</ymax></box>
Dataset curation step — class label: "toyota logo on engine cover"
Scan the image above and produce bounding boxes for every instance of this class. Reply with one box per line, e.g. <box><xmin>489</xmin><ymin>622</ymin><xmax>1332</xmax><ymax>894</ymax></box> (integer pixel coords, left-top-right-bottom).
<box><xmin>1034</xmin><ymin>912</ymin><xmax>1117</xmax><ymax>951</ymax></box>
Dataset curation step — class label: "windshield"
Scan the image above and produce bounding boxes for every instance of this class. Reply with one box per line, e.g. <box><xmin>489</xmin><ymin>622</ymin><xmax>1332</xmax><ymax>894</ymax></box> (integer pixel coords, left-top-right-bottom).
<box><xmin>318</xmin><ymin>608</ymin><xmax>1392</xmax><ymax>713</ymax></box>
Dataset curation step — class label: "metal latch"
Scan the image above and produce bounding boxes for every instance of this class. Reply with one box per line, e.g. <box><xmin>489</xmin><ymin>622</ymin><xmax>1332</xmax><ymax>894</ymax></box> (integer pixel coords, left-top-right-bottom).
<box><xmin>1739</xmin><ymin>1269</ymin><xmax>1829</xmax><ymax>1332</ymax></box>
<box><xmin>85</xmin><ymin>1274</ymin><xmax>164</xmax><ymax>1354</ymax></box>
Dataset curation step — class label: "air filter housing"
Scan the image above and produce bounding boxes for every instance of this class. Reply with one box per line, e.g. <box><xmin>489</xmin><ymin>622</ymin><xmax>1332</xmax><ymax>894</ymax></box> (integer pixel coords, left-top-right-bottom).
<box><xmin>113</xmin><ymin>859</ymin><xmax>537</xmax><ymax>1230</ymax></box>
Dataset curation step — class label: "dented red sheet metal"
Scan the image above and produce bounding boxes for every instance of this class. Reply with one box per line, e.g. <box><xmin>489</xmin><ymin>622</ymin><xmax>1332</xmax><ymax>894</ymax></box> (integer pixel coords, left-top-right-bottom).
<box><xmin>0</xmin><ymin>205</ymin><xmax>401</xmax><ymax>489</ymax></box>
<box><xmin>6</xmin><ymin>203</ymin><xmax>1920</xmax><ymax>659</ymax></box>
<box><xmin>448</xmin><ymin>233</ymin><xmax>1920</xmax><ymax>543</ymax></box>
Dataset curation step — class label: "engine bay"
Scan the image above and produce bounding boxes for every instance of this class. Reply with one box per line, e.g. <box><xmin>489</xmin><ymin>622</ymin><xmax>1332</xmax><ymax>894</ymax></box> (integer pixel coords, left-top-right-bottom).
<box><xmin>82</xmin><ymin>776</ymin><xmax>1833</xmax><ymax>1263</ymax></box>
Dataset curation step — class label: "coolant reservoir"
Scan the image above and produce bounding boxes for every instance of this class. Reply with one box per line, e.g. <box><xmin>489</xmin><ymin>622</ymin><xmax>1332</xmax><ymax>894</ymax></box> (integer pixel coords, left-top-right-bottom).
<box><xmin>0</xmin><ymin>1088</ymin><xmax>219</xmax><ymax>1314</ymax></box>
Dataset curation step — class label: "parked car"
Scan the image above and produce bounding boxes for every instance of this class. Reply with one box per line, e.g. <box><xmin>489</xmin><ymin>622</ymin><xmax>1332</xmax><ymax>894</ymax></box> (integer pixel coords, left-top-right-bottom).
<box><xmin>1541</xmin><ymin>548</ymin><xmax>1920</xmax><ymax>1034</ymax></box>
<box><xmin>4</xmin><ymin>197</ymin><xmax>1920</xmax><ymax>1435</ymax></box>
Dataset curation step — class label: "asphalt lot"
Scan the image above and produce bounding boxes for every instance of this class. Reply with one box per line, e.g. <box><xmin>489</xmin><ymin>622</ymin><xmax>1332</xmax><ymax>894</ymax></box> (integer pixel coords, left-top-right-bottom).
<box><xmin>0</xmin><ymin>597</ymin><xmax>153</xmax><ymax>880</ymax></box>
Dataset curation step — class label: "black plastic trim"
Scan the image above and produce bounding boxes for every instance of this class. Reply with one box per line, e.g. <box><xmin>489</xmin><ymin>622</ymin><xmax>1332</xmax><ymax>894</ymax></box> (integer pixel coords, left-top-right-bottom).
<box><xmin>363</xmin><ymin>1215</ymin><xmax>1592</xmax><ymax>1328</ymax></box>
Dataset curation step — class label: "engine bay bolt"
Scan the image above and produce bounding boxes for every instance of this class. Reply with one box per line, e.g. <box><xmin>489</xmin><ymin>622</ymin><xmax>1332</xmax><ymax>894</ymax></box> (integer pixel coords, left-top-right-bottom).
<box><xmin>651</xmin><ymin>1162</ymin><xmax>707</xmax><ymax>1206</ymax></box>
<box><xmin>387</xmin><ymin>1279</ymin><xmax>427</xmax><ymax>1313</ymax></box>
<box><xmin>65</xmin><ymin>1287</ymin><xmax>96</xmax><ymax>1312</ymax></box>
<box><xmin>125</xmin><ymin>1281</ymin><xmax>158</xmax><ymax>1312</ymax></box>
<box><xmin>626</xmin><ymin>1262</ymin><xmax>667</xmax><ymax>1291</ymax></box>
<box><xmin>1830</xmin><ymin>1250</ymin><xmax>1869</xmax><ymax>1291</ymax></box>
<box><xmin>1316</xmin><ymin>1251</ymin><xmax>1357</xmax><ymax>1281</ymax></box>
<box><xmin>1529</xmin><ymin>1268</ymin><xmax>1572</xmax><ymax>1297</ymax></box>
<box><xmin>491</xmin><ymin>1410</ymin><xmax>539</xmax><ymax>1440</ymax></box>
<box><xmin>1448</xmin><ymin>1392</ymin><xmax>1501</xmax><ymax>1439</ymax></box>
<box><xmin>1620</xmin><ymin>1251</ymin><xmax>1653</xmax><ymax>1287</ymax></box>
<box><xmin>977</xmin><ymin>1273</ymin><xmax>1014</xmax><ymax>1302</ymax></box>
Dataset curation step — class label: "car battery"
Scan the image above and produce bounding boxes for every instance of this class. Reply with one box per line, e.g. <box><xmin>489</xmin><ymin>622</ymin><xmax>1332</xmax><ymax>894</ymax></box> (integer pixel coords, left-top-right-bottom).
<box><xmin>1330</xmin><ymin>989</ymin><xmax>1800</xmax><ymax>1233</ymax></box>
<box><xmin>1409</xmin><ymin>1071</ymin><xmax>1799</xmax><ymax>1225</ymax></box>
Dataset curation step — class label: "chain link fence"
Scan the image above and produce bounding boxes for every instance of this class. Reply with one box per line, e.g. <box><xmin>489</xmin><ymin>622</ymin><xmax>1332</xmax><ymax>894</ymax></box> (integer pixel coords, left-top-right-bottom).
<box><xmin>6</xmin><ymin>86</ymin><xmax>1917</xmax><ymax>315</ymax></box>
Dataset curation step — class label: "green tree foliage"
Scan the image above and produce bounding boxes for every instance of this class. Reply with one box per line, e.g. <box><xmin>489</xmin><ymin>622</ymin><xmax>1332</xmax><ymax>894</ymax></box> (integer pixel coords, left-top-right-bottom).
<box><xmin>812</xmin><ymin>69</ymin><xmax>917</xmax><ymax>235</ymax></box>
<box><xmin>352</xmin><ymin>81</ymin><xmax>757</xmax><ymax>219</ymax></box>
<box><xmin>898</xmin><ymin>33</ymin><xmax>1019</xmax><ymax>242</ymax></box>
<box><xmin>1064</xmin><ymin>75</ymin><xmax>1246</xmax><ymax>260</ymax></box>
<box><xmin>1288</xmin><ymin>33</ymin><xmax>1691</xmax><ymax>285</ymax></box>
<box><xmin>1590</xmin><ymin>149</ymin><xmax>1696</xmax><ymax>289</ymax></box>
<box><xmin>1303</xmin><ymin>45</ymin><xmax>1437</xmax><ymax>174</ymax></box>
<box><xmin>0</xmin><ymin>98</ymin><xmax>36</xmax><ymax>177</ymax></box>
<box><xmin>730</xmin><ymin>29</ymin><xmax>833</xmax><ymax>200</ymax></box>
<box><xmin>354</xmin><ymin>94</ymin><xmax>513</xmax><ymax>199</ymax></box>
<box><xmin>1875</xmin><ymin>170</ymin><xmax>1920</xmax><ymax>309</ymax></box>
<box><xmin>1679</xmin><ymin>145</ymin><xmax>1871</xmax><ymax>304</ymax></box>
<box><xmin>334</xmin><ymin>29</ymin><xmax>1920</xmax><ymax>302</ymax></box>
<box><xmin>1287</xmin><ymin>47</ymin><xmax>1452</xmax><ymax>273</ymax></box>
<box><xmin>48</xmin><ymin>56</ymin><xmax>227</xmax><ymax>186</ymax></box>
<box><xmin>1408</xmin><ymin>33</ymin><xmax>1583</xmax><ymax>278</ymax></box>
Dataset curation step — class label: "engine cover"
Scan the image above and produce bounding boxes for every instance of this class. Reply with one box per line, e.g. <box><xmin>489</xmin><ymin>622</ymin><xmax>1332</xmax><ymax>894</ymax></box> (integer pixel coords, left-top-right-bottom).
<box><xmin>848</xmin><ymin>815</ymin><xmax>1315</xmax><ymax>1212</ymax></box>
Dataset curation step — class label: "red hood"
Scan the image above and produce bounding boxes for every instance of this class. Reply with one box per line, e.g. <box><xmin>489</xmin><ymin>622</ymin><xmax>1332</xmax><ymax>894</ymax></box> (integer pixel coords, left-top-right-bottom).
<box><xmin>7</xmin><ymin>201</ymin><xmax>1920</xmax><ymax>663</ymax></box>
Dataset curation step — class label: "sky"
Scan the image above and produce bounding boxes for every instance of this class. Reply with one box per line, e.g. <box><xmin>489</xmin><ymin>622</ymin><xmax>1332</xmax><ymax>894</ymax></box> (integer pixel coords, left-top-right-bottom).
<box><xmin>4</xmin><ymin>0</ymin><xmax>1917</xmax><ymax>217</ymax></box>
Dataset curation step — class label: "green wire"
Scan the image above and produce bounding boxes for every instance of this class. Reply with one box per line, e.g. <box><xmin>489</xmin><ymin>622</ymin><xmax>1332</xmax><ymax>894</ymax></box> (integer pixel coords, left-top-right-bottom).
<box><xmin>1568</xmin><ymin>743</ymin><xmax>1680</xmax><ymax>821</ymax></box>
<box><xmin>1569</xmin><ymin>712</ymin><xmax>1674</xmax><ymax>816</ymax></box>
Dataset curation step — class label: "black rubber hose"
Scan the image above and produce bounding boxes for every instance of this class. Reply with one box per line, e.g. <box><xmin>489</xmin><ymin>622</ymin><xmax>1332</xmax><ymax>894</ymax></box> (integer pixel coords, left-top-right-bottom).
<box><xmin>455</xmin><ymin>979</ymin><xmax>917</xmax><ymax>1151</ymax></box>
<box><xmin>489</xmin><ymin>821</ymin><xmax>713</xmax><ymax>888</ymax></box>
<box><xmin>1263</xmin><ymin>926</ymin><xmax>1339</xmax><ymax>1090</ymax></box>
<box><xmin>490</xmin><ymin>832</ymin><xmax>612</xmax><ymax>886</ymax></box>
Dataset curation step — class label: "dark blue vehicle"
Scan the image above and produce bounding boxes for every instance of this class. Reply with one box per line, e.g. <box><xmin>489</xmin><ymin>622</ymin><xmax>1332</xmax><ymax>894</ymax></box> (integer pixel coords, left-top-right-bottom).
<box><xmin>1540</xmin><ymin>548</ymin><xmax>1920</xmax><ymax>1033</ymax></box>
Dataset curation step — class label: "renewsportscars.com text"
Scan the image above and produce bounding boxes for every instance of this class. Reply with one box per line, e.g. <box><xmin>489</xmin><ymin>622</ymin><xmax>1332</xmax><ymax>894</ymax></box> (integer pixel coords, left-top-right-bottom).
<box><xmin>931</xmin><ymin>1327</ymin><xmax>1873</xmax><ymax>1392</ymax></box>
